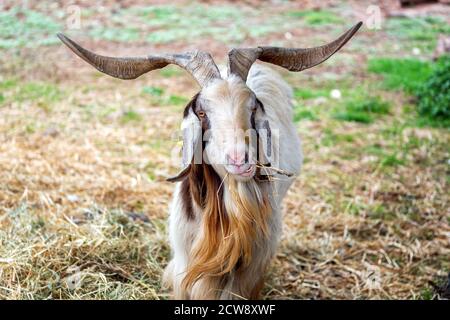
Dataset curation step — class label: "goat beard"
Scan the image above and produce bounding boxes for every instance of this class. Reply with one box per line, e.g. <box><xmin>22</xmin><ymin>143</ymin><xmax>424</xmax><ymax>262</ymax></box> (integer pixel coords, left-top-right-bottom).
<box><xmin>181</xmin><ymin>164</ymin><xmax>271</xmax><ymax>293</ymax></box>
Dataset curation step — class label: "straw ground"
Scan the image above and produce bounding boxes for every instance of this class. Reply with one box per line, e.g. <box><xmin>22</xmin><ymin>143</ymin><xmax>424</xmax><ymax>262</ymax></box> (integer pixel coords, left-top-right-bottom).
<box><xmin>0</xmin><ymin>1</ymin><xmax>449</xmax><ymax>299</ymax></box>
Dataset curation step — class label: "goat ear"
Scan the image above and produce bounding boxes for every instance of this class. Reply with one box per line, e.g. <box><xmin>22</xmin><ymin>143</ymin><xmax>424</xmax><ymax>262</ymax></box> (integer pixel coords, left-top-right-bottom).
<box><xmin>167</xmin><ymin>98</ymin><xmax>202</xmax><ymax>182</ymax></box>
<box><xmin>256</xmin><ymin>119</ymin><xmax>272</xmax><ymax>166</ymax></box>
<box><xmin>254</xmin><ymin>102</ymin><xmax>273</xmax><ymax>166</ymax></box>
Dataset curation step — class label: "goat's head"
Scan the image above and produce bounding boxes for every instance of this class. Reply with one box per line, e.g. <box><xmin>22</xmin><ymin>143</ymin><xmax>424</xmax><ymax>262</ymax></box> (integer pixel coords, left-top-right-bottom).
<box><xmin>58</xmin><ymin>22</ymin><xmax>362</xmax><ymax>182</ymax></box>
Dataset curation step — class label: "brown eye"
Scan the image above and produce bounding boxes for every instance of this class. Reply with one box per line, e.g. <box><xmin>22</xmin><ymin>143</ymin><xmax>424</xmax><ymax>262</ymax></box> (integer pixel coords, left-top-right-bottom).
<box><xmin>251</xmin><ymin>105</ymin><xmax>257</xmax><ymax>112</ymax></box>
<box><xmin>197</xmin><ymin>111</ymin><xmax>206</xmax><ymax>118</ymax></box>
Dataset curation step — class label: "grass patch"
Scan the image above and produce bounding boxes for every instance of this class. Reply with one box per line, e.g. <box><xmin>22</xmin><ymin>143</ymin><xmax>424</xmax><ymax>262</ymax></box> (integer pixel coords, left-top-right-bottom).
<box><xmin>14</xmin><ymin>82</ymin><xmax>62</xmax><ymax>103</ymax></box>
<box><xmin>141</xmin><ymin>87</ymin><xmax>187</xmax><ymax>107</ymax></box>
<box><xmin>368</xmin><ymin>58</ymin><xmax>433</xmax><ymax>94</ymax></box>
<box><xmin>386</xmin><ymin>16</ymin><xmax>450</xmax><ymax>52</ymax></box>
<box><xmin>127</xmin><ymin>5</ymin><xmax>249</xmax><ymax>43</ymax></box>
<box><xmin>159</xmin><ymin>67</ymin><xmax>183</xmax><ymax>78</ymax></box>
<box><xmin>346</xmin><ymin>96</ymin><xmax>390</xmax><ymax>115</ymax></box>
<box><xmin>332</xmin><ymin>95</ymin><xmax>390</xmax><ymax>124</ymax></box>
<box><xmin>333</xmin><ymin>111</ymin><xmax>373</xmax><ymax>124</ymax></box>
<box><xmin>321</xmin><ymin>128</ymin><xmax>355</xmax><ymax>147</ymax></box>
<box><xmin>142</xmin><ymin>86</ymin><xmax>164</xmax><ymax>97</ymax></box>
<box><xmin>364</xmin><ymin>143</ymin><xmax>407</xmax><ymax>168</ymax></box>
<box><xmin>368</xmin><ymin>204</ymin><xmax>396</xmax><ymax>221</ymax></box>
<box><xmin>0</xmin><ymin>7</ymin><xmax>61</xmax><ymax>48</ymax></box>
<box><xmin>380</xmin><ymin>154</ymin><xmax>405</xmax><ymax>167</ymax></box>
<box><xmin>294</xmin><ymin>87</ymin><xmax>328</xmax><ymax>100</ymax></box>
<box><xmin>0</xmin><ymin>80</ymin><xmax>62</xmax><ymax>107</ymax></box>
<box><xmin>88</xmin><ymin>4</ymin><xmax>303</xmax><ymax>44</ymax></box>
<box><xmin>163</xmin><ymin>95</ymin><xmax>188</xmax><ymax>106</ymax></box>
<box><xmin>387</xmin><ymin>16</ymin><xmax>450</xmax><ymax>39</ymax></box>
<box><xmin>0</xmin><ymin>79</ymin><xmax>18</xmax><ymax>90</ymax></box>
<box><xmin>410</xmin><ymin>117</ymin><xmax>450</xmax><ymax>129</ymax></box>
<box><xmin>287</xmin><ymin>10</ymin><xmax>344</xmax><ymax>26</ymax></box>
<box><xmin>89</xmin><ymin>28</ymin><xmax>141</xmax><ymax>42</ymax></box>
<box><xmin>121</xmin><ymin>110</ymin><xmax>142</xmax><ymax>123</ymax></box>
<box><xmin>294</xmin><ymin>109</ymin><xmax>317</xmax><ymax>122</ymax></box>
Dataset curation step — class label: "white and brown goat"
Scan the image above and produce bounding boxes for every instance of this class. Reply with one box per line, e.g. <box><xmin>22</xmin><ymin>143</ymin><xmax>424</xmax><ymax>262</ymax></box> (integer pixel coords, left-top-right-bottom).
<box><xmin>58</xmin><ymin>21</ymin><xmax>362</xmax><ymax>299</ymax></box>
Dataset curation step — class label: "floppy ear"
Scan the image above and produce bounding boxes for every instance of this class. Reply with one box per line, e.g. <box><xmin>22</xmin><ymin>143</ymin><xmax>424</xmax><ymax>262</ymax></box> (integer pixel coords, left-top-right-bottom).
<box><xmin>167</xmin><ymin>95</ymin><xmax>202</xmax><ymax>182</ymax></box>
<box><xmin>254</xmin><ymin>99</ymin><xmax>272</xmax><ymax>167</ymax></box>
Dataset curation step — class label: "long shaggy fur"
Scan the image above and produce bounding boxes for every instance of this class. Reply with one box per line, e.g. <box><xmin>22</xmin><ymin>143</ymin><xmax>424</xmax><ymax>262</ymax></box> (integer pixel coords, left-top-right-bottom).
<box><xmin>179</xmin><ymin>163</ymin><xmax>271</xmax><ymax>298</ymax></box>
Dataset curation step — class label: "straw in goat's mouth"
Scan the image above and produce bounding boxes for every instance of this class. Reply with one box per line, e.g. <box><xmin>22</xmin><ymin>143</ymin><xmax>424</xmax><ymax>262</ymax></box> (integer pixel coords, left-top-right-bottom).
<box><xmin>256</xmin><ymin>163</ymin><xmax>294</xmax><ymax>177</ymax></box>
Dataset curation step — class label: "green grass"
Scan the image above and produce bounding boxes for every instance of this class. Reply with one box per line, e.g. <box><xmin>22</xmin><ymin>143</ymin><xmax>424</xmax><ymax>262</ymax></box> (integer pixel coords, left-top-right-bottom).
<box><xmin>386</xmin><ymin>16</ymin><xmax>450</xmax><ymax>52</ymax></box>
<box><xmin>294</xmin><ymin>88</ymin><xmax>328</xmax><ymax>100</ymax></box>
<box><xmin>1</xmin><ymin>4</ymin><xmax>305</xmax><ymax>47</ymax></box>
<box><xmin>320</xmin><ymin>129</ymin><xmax>355</xmax><ymax>147</ymax></box>
<box><xmin>368</xmin><ymin>58</ymin><xmax>433</xmax><ymax>94</ymax></box>
<box><xmin>111</xmin><ymin>5</ymin><xmax>249</xmax><ymax>43</ymax></box>
<box><xmin>141</xmin><ymin>87</ymin><xmax>188</xmax><ymax>107</ymax></box>
<box><xmin>0</xmin><ymin>8</ymin><xmax>61</xmax><ymax>48</ymax></box>
<box><xmin>410</xmin><ymin>116</ymin><xmax>450</xmax><ymax>129</ymax></box>
<box><xmin>287</xmin><ymin>10</ymin><xmax>344</xmax><ymax>26</ymax></box>
<box><xmin>292</xmin><ymin>87</ymin><xmax>331</xmax><ymax>122</ymax></box>
<box><xmin>380</xmin><ymin>154</ymin><xmax>405</xmax><ymax>167</ymax></box>
<box><xmin>15</xmin><ymin>82</ymin><xmax>62</xmax><ymax>103</ymax></box>
<box><xmin>368</xmin><ymin>57</ymin><xmax>450</xmax><ymax>128</ymax></box>
<box><xmin>333</xmin><ymin>111</ymin><xmax>373</xmax><ymax>124</ymax></box>
<box><xmin>165</xmin><ymin>95</ymin><xmax>188</xmax><ymax>106</ymax></box>
<box><xmin>419</xmin><ymin>288</ymin><xmax>435</xmax><ymax>300</ymax></box>
<box><xmin>294</xmin><ymin>108</ymin><xmax>317</xmax><ymax>122</ymax></box>
<box><xmin>89</xmin><ymin>28</ymin><xmax>141</xmax><ymax>42</ymax></box>
<box><xmin>159</xmin><ymin>67</ymin><xmax>183</xmax><ymax>78</ymax></box>
<box><xmin>0</xmin><ymin>80</ymin><xmax>62</xmax><ymax>108</ymax></box>
<box><xmin>121</xmin><ymin>111</ymin><xmax>142</xmax><ymax>123</ymax></box>
<box><xmin>87</xmin><ymin>4</ymin><xmax>303</xmax><ymax>44</ymax></box>
<box><xmin>364</xmin><ymin>143</ymin><xmax>406</xmax><ymax>168</ymax></box>
<box><xmin>387</xmin><ymin>16</ymin><xmax>450</xmax><ymax>40</ymax></box>
<box><xmin>142</xmin><ymin>86</ymin><xmax>164</xmax><ymax>97</ymax></box>
<box><xmin>346</xmin><ymin>96</ymin><xmax>390</xmax><ymax>115</ymax></box>
<box><xmin>0</xmin><ymin>79</ymin><xmax>18</xmax><ymax>90</ymax></box>
<box><xmin>332</xmin><ymin>95</ymin><xmax>391</xmax><ymax>124</ymax></box>
<box><xmin>367</xmin><ymin>204</ymin><xmax>396</xmax><ymax>221</ymax></box>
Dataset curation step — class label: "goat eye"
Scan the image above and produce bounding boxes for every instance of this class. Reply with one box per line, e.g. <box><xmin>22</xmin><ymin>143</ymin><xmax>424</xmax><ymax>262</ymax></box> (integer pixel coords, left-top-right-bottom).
<box><xmin>251</xmin><ymin>105</ymin><xmax>257</xmax><ymax>112</ymax></box>
<box><xmin>197</xmin><ymin>111</ymin><xmax>206</xmax><ymax>118</ymax></box>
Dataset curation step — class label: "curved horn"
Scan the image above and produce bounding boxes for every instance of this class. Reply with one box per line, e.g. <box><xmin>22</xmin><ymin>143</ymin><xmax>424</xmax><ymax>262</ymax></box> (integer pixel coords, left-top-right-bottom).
<box><xmin>57</xmin><ymin>33</ymin><xmax>221</xmax><ymax>87</ymax></box>
<box><xmin>228</xmin><ymin>22</ymin><xmax>363</xmax><ymax>81</ymax></box>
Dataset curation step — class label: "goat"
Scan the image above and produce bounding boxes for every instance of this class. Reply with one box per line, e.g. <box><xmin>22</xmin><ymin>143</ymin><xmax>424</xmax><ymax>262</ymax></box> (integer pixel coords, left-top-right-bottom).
<box><xmin>58</xmin><ymin>21</ymin><xmax>362</xmax><ymax>300</ymax></box>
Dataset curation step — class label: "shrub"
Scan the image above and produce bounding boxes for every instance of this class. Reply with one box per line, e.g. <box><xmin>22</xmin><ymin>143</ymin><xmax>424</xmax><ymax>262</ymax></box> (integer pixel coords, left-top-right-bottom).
<box><xmin>415</xmin><ymin>56</ymin><xmax>450</xmax><ymax>120</ymax></box>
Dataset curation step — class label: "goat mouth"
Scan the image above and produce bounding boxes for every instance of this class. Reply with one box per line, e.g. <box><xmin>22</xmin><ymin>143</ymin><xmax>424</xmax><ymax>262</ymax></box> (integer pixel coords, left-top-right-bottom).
<box><xmin>226</xmin><ymin>164</ymin><xmax>256</xmax><ymax>178</ymax></box>
<box><xmin>240</xmin><ymin>165</ymin><xmax>255</xmax><ymax>177</ymax></box>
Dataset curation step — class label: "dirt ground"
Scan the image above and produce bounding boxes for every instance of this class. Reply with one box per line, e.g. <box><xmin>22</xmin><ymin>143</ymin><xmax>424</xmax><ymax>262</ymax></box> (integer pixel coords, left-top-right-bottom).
<box><xmin>0</xmin><ymin>0</ymin><xmax>449</xmax><ymax>299</ymax></box>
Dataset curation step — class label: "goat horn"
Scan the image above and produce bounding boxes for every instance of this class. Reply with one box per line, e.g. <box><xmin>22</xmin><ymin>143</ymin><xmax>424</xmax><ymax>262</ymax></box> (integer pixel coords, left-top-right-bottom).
<box><xmin>57</xmin><ymin>33</ymin><xmax>221</xmax><ymax>87</ymax></box>
<box><xmin>228</xmin><ymin>21</ymin><xmax>363</xmax><ymax>81</ymax></box>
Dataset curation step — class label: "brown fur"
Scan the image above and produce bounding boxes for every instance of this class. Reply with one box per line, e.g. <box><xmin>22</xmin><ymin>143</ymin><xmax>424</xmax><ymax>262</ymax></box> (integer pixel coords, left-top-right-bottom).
<box><xmin>180</xmin><ymin>162</ymin><xmax>271</xmax><ymax>298</ymax></box>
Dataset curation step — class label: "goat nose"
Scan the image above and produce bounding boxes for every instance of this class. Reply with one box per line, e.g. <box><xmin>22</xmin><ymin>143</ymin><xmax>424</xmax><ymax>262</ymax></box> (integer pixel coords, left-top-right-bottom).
<box><xmin>226</xmin><ymin>152</ymin><xmax>247</xmax><ymax>166</ymax></box>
